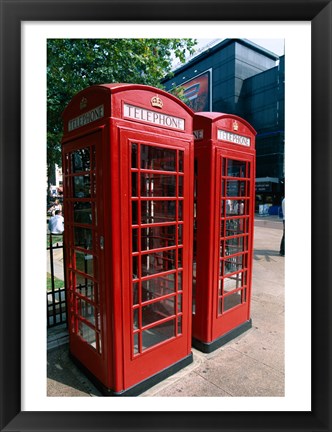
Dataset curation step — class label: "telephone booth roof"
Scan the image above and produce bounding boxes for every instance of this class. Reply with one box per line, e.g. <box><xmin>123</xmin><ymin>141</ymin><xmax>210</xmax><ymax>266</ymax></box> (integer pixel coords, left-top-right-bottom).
<box><xmin>194</xmin><ymin>111</ymin><xmax>256</xmax><ymax>151</ymax></box>
<box><xmin>61</xmin><ymin>83</ymin><xmax>194</xmax><ymax>138</ymax></box>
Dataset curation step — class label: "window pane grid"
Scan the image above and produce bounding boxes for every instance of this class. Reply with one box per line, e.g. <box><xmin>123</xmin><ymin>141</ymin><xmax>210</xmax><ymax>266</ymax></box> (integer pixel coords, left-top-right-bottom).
<box><xmin>130</xmin><ymin>142</ymin><xmax>184</xmax><ymax>356</ymax></box>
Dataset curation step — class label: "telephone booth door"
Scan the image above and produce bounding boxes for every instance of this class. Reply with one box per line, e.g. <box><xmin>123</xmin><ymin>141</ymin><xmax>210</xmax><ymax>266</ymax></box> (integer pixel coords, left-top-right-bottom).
<box><xmin>62</xmin><ymin>83</ymin><xmax>194</xmax><ymax>395</ymax></box>
<box><xmin>192</xmin><ymin>112</ymin><xmax>256</xmax><ymax>353</ymax></box>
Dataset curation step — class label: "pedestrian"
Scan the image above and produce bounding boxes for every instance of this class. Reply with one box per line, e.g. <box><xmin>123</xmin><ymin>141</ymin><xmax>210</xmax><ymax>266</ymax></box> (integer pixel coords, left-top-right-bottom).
<box><xmin>48</xmin><ymin>199</ymin><xmax>62</xmax><ymax>216</ymax></box>
<box><xmin>48</xmin><ymin>210</ymin><xmax>64</xmax><ymax>234</ymax></box>
<box><xmin>279</xmin><ymin>198</ymin><xmax>285</xmax><ymax>256</ymax></box>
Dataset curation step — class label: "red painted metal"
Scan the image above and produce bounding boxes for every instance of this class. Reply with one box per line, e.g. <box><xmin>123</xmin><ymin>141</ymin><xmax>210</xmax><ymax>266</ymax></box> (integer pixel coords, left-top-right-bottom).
<box><xmin>61</xmin><ymin>84</ymin><xmax>194</xmax><ymax>395</ymax></box>
<box><xmin>192</xmin><ymin>112</ymin><xmax>256</xmax><ymax>352</ymax></box>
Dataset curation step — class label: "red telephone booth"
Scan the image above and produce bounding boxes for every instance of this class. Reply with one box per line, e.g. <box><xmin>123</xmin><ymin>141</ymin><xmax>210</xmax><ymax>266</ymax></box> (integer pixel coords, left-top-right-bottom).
<box><xmin>61</xmin><ymin>83</ymin><xmax>194</xmax><ymax>395</ymax></box>
<box><xmin>192</xmin><ymin>112</ymin><xmax>256</xmax><ymax>353</ymax></box>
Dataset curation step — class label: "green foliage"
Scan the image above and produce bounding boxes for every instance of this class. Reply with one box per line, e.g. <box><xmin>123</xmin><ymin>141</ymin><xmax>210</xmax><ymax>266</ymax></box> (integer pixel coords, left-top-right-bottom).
<box><xmin>47</xmin><ymin>38</ymin><xmax>197</xmax><ymax>174</ymax></box>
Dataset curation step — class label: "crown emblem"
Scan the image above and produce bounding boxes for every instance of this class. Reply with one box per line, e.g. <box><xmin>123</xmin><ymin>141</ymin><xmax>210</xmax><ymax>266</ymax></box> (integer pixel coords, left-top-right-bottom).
<box><xmin>80</xmin><ymin>97</ymin><xmax>88</xmax><ymax>109</ymax></box>
<box><xmin>151</xmin><ymin>95</ymin><xmax>163</xmax><ymax>109</ymax></box>
<box><xmin>233</xmin><ymin>120</ymin><xmax>239</xmax><ymax>131</ymax></box>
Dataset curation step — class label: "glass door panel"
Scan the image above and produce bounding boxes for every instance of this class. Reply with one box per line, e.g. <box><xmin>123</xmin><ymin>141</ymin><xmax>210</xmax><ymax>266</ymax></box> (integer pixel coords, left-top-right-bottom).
<box><xmin>64</xmin><ymin>142</ymin><xmax>102</xmax><ymax>354</ymax></box>
<box><xmin>130</xmin><ymin>142</ymin><xmax>184</xmax><ymax>355</ymax></box>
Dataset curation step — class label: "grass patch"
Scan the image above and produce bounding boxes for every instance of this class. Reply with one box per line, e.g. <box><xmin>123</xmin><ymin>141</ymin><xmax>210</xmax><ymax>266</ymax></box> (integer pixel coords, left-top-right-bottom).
<box><xmin>47</xmin><ymin>272</ymin><xmax>65</xmax><ymax>291</ymax></box>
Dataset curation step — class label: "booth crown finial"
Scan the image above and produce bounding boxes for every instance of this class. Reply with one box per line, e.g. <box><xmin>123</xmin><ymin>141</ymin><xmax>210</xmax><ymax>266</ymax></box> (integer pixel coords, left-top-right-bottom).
<box><xmin>80</xmin><ymin>97</ymin><xmax>88</xmax><ymax>109</ymax></box>
<box><xmin>151</xmin><ymin>95</ymin><xmax>163</xmax><ymax>109</ymax></box>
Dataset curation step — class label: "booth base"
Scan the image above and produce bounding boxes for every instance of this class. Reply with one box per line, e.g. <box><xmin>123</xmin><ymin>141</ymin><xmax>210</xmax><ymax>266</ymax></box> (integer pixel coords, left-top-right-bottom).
<box><xmin>192</xmin><ymin>319</ymin><xmax>252</xmax><ymax>353</ymax></box>
<box><xmin>69</xmin><ymin>351</ymin><xmax>193</xmax><ymax>396</ymax></box>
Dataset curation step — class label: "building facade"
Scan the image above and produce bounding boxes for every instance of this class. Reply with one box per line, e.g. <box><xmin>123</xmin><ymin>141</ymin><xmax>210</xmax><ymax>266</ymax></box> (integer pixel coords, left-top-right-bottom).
<box><xmin>162</xmin><ymin>39</ymin><xmax>285</xmax><ymax>213</ymax></box>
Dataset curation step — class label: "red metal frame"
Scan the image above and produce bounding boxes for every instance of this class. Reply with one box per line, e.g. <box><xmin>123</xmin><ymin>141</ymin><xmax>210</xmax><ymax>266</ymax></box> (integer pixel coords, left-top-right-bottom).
<box><xmin>62</xmin><ymin>84</ymin><xmax>194</xmax><ymax>395</ymax></box>
<box><xmin>192</xmin><ymin>112</ymin><xmax>256</xmax><ymax>352</ymax></box>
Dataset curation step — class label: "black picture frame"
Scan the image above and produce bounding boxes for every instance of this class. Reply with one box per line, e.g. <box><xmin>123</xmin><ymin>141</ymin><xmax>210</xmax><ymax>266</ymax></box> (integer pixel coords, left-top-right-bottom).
<box><xmin>1</xmin><ymin>0</ymin><xmax>331</xmax><ymax>431</ymax></box>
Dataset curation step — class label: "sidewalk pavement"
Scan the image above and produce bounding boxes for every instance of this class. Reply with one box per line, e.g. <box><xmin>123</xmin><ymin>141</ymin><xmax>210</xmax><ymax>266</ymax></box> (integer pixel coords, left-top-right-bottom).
<box><xmin>47</xmin><ymin>216</ymin><xmax>284</xmax><ymax>397</ymax></box>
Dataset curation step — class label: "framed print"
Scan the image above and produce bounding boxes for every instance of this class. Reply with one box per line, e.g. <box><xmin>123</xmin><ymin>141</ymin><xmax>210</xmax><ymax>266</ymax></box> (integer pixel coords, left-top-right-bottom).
<box><xmin>1</xmin><ymin>0</ymin><xmax>331</xmax><ymax>431</ymax></box>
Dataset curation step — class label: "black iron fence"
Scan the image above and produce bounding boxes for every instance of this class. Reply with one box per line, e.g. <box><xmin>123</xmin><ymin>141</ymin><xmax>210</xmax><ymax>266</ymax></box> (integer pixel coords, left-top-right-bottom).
<box><xmin>47</xmin><ymin>233</ymin><xmax>67</xmax><ymax>327</ymax></box>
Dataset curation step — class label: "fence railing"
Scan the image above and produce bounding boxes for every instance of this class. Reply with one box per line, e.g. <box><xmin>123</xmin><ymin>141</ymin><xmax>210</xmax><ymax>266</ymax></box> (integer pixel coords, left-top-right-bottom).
<box><xmin>47</xmin><ymin>233</ymin><xmax>67</xmax><ymax>327</ymax></box>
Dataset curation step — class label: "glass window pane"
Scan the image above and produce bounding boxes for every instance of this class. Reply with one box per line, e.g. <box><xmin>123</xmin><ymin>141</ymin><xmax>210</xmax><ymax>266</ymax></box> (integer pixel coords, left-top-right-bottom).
<box><xmin>78</xmin><ymin>299</ymin><xmax>95</xmax><ymax>325</ymax></box>
<box><xmin>133</xmin><ymin>308</ymin><xmax>139</xmax><ymax>330</ymax></box>
<box><xmin>142</xmin><ymin>319</ymin><xmax>175</xmax><ymax>351</ymax></box>
<box><xmin>226</xmin><ymin>180</ymin><xmax>246</xmax><ymax>197</ymax></box>
<box><xmin>224</xmin><ymin>291</ymin><xmax>242</xmax><ymax>311</ymax></box>
<box><xmin>177</xmin><ymin>316</ymin><xmax>182</xmax><ymax>335</ymax></box>
<box><xmin>141</xmin><ymin>200</ymin><xmax>176</xmax><ymax>224</ymax></box>
<box><xmin>131</xmin><ymin>172</ymin><xmax>138</xmax><ymax>197</ymax></box>
<box><xmin>72</xmin><ymin>148</ymin><xmax>90</xmax><ymax>172</ymax></box>
<box><xmin>178</xmin><ymin>272</ymin><xmax>183</xmax><ymax>291</ymax></box>
<box><xmin>141</xmin><ymin>273</ymin><xmax>176</xmax><ymax>302</ymax></box>
<box><xmin>140</xmin><ymin>173</ymin><xmax>176</xmax><ymax>197</ymax></box>
<box><xmin>225</xmin><ymin>199</ymin><xmax>247</xmax><ymax>215</ymax></box>
<box><xmin>141</xmin><ymin>249</ymin><xmax>176</xmax><ymax>277</ymax></box>
<box><xmin>178</xmin><ymin>176</ymin><xmax>184</xmax><ymax>197</ymax></box>
<box><xmin>74</xmin><ymin>202</ymin><xmax>93</xmax><ymax>224</ymax></box>
<box><xmin>75</xmin><ymin>251</ymin><xmax>94</xmax><ymax>276</ymax></box>
<box><xmin>133</xmin><ymin>332</ymin><xmax>139</xmax><ymax>354</ymax></box>
<box><xmin>222</xmin><ymin>273</ymin><xmax>244</xmax><ymax>293</ymax></box>
<box><xmin>131</xmin><ymin>143</ymin><xmax>138</xmax><ymax>168</ymax></box>
<box><xmin>225</xmin><ymin>236</ymin><xmax>246</xmax><ymax>255</ymax></box>
<box><xmin>132</xmin><ymin>256</ymin><xmax>138</xmax><ymax>279</ymax></box>
<box><xmin>223</xmin><ymin>254</ymin><xmax>246</xmax><ymax>275</ymax></box>
<box><xmin>178</xmin><ymin>224</ymin><xmax>183</xmax><ymax>245</ymax></box>
<box><xmin>142</xmin><ymin>297</ymin><xmax>175</xmax><ymax>327</ymax></box>
<box><xmin>132</xmin><ymin>282</ymin><xmax>139</xmax><ymax>305</ymax></box>
<box><xmin>73</xmin><ymin>175</ymin><xmax>91</xmax><ymax>198</ymax></box>
<box><xmin>225</xmin><ymin>218</ymin><xmax>247</xmax><ymax>236</ymax></box>
<box><xmin>227</xmin><ymin>160</ymin><xmax>247</xmax><ymax>177</ymax></box>
<box><xmin>132</xmin><ymin>201</ymin><xmax>138</xmax><ymax>225</ymax></box>
<box><xmin>78</xmin><ymin>321</ymin><xmax>96</xmax><ymax>349</ymax></box>
<box><xmin>74</xmin><ymin>227</ymin><xmax>93</xmax><ymax>249</ymax></box>
<box><xmin>141</xmin><ymin>225</ymin><xmax>176</xmax><ymax>250</ymax></box>
<box><xmin>75</xmin><ymin>279</ymin><xmax>94</xmax><ymax>301</ymax></box>
<box><xmin>141</xmin><ymin>145</ymin><xmax>176</xmax><ymax>171</ymax></box>
<box><xmin>132</xmin><ymin>228</ymin><xmax>138</xmax><ymax>252</ymax></box>
<box><xmin>178</xmin><ymin>151</ymin><xmax>184</xmax><ymax>172</ymax></box>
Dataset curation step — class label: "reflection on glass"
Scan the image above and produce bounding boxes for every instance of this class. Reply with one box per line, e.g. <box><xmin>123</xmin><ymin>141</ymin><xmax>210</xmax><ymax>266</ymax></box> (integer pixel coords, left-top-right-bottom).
<box><xmin>225</xmin><ymin>199</ymin><xmax>246</xmax><ymax>215</ymax></box>
<box><xmin>227</xmin><ymin>160</ymin><xmax>247</xmax><ymax>177</ymax></box>
<box><xmin>142</xmin><ymin>319</ymin><xmax>175</xmax><ymax>351</ymax></box>
<box><xmin>133</xmin><ymin>308</ymin><xmax>139</xmax><ymax>330</ymax></box>
<box><xmin>134</xmin><ymin>333</ymin><xmax>139</xmax><ymax>354</ymax></box>
<box><xmin>225</xmin><ymin>218</ymin><xmax>247</xmax><ymax>236</ymax></box>
<box><xmin>78</xmin><ymin>299</ymin><xmax>95</xmax><ymax>325</ymax></box>
<box><xmin>141</xmin><ymin>200</ymin><xmax>176</xmax><ymax>224</ymax></box>
<box><xmin>78</xmin><ymin>321</ymin><xmax>96</xmax><ymax>348</ymax></box>
<box><xmin>75</xmin><ymin>251</ymin><xmax>94</xmax><ymax>276</ymax></box>
<box><xmin>141</xmin><ymin>249</ymin><xmax>176</xmax><ymax>276</ymax></box>
<box><xmin>73</xmin><ymin>175</ymin><xmax>91</xmax><ymax>198</ymax></box>
<box><xmin>226</xmin><ymin>180</ymin><xmax>246</xmax><ymax>197</ymax></box>
<box><xmin>141</xmin><ymin>225</ymin><xmax>176</xmax><ymax>250</ymax></box>
<box><xmin>132</xmin><ymin>256</ymin><xmax>138</xmax><ymax>279</ymax></box>
<box><xmin>225</xmin><ymin>236</ymin><xmax>246</xmax><ymax>255</ymax></box>
<box><xmin>75</xmin><ymin>274</ymin><xmax>94</xmax><ymax>297</ymax></box>
<box><xmin>141</xmin><ymin>145</ymin><xmax>176</xmax><ymax>171</ymax></box>
<box><xmin>141</xmin><ymin>273</ymin><xmax>175</xmax><ymax>302</ymax></box>
<box><xmin>223</xmin><ymin>254</ymin><xmax>245</xmax><ymax>275</ymax></box>
<box><xmin>74</xmin><ymin>202</ymin><xmax>92</xmax><ymax>224</ymax></box>
<box><xmin>142</xmin><ymin>297</ymin><xmax>175</xmax><ymax>326</ymax></box>
<box><xmin>140</xmin><ymin>173</ymin><xmax>176</xmax><ymax>197</ymax></box>
<box><xmin>222</xmin><ymin>273</ymin><xmax>244</xmax><ymax>293</ymax></box>
<box><xmin>72</xmin><ymin>148</ymin><xmax>90</xmax><ymax>172</ymax></box>
<box><xmin>74</xmin><ymin>227</ymin><xmax>93</xmax><ymax>250</ymax></box>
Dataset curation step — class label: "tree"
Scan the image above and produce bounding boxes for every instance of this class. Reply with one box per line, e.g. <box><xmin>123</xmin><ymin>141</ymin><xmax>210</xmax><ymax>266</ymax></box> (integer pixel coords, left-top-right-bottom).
<box><xmin>47</xmin><ymin>38</ymin><xmax>197</xmax><ymax>189</ymax></box>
